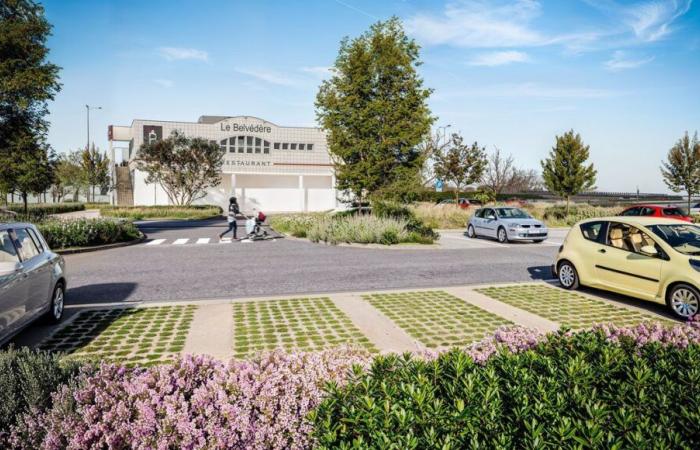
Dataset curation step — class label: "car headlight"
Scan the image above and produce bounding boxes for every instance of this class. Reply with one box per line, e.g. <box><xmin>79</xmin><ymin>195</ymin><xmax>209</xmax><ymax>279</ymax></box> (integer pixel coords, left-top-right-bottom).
<box><xmin>690</xmin><ymin>259</ymin><xmax>700</xmax><ymax>272</ymax></box>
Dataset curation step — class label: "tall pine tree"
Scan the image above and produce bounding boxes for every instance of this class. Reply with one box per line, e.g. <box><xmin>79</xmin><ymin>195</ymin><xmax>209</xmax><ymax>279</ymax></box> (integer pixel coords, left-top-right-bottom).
<box><xmin>660</xmin><ymin>131</ymin><xmax>700</xmax><ymax>213</ymax></box>
<box><xmin>316</xmin><ymin>17</ymin><xmax>434</xmax><ymax>205</ymax></box>
<box><xmin>541</xmin><ymin>130</ymin><xmax>597</xmax><ymax>215</ymax></box>
<box><xmin>0</xmin><ymin>0</ymin><xmax>61</xmax><ymax>211</ymax></box>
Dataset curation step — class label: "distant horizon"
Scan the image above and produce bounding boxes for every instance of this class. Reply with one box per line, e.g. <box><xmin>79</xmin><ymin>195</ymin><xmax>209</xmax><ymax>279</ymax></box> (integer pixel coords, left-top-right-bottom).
<box><xmin>41</xmin><ymin>0</ymin><xmax>700</xmax><ymax>194</ymax></box>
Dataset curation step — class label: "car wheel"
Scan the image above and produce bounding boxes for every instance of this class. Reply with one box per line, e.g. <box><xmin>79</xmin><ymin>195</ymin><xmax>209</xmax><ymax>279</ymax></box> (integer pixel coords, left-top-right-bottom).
<box><xmin>497</xmin><ymin>227</ymin><xmax>508</xmax><ymax>243</ymax></box>
<box><xmin>45</xmin><ymin>282</ymin><xmax>65</xmax><ymax>324</ymax></box>
<box><xmin>558</xmin><ymin>261</ymin><xmax>579</xmax><ymax>290</ymax></box>
<box><xmin>666</xmin><ymin>284</ymin><xmax>700</xmax><ymax>319</ymax></box>
<box><xmin>467</xmin><ymin>225</ymin><xmax>476</xmax><ymax>238</ymax></box>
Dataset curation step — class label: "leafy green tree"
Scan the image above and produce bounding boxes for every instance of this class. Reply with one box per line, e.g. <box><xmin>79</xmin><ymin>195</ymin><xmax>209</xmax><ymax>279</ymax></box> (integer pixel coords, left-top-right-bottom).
<box><xmin>135</xmin><ymin>131</ymin><xmax>225</xmax><ymax>206</ymax></box>
<box><xmin>432</xmin><ymin>133</ymin><xmax>487</xmax><ymax>202</ymax></box>
<box><xmin>316</xmin><ymin>17</ymin><xmax>434</xmax><ymax>206</ymax></box>
<box><xmin>0</xmin><ymin>0</ymin><xmax>61</xmax><ymax>210</ymax></box>
<box><xmin>53</xmin><ymin>150</ymin><xmax>87</xmax><ymax>202</ymax></box>
<box><xmin>660</xmin><ymin>131</ymin><xmax>700</xmax><ymax>213</ymax></box>
<box><xmin>80</xmin><ymin>144</ymin><xmax>110</xmax><ymax>202</ymax></box>
<box><xmin>541</xmin><ymin>130</ymin><xmax>597</xmax><ymax>215</ymax></box>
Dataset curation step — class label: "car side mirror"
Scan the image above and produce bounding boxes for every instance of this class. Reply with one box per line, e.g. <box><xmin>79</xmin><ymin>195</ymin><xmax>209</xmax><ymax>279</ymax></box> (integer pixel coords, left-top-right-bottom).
<box><xmin>640</xmin><ymin>245</ymin><xmax>658</xmax><ymax>257</ymax></box>
<box><xmin>0</xmin><ymin>261</ymin><xmax>21</xmax><ymax>276</ymax></box>
<box><xmin>487</xmin><ymin>215</ymin><xmax>496</xmax><ymax>220</ymax></box>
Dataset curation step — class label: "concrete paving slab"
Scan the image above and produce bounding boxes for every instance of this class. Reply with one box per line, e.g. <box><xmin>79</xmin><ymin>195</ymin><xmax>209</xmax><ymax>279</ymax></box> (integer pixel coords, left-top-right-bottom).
<box><xmin>182</xmin><ymin>303</ymin><xmax>233</xmax><ymax>360</ymax></box>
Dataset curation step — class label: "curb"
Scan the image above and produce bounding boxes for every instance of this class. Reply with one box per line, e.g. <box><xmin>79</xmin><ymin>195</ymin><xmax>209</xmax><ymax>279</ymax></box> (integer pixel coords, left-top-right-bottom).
<box><xmin>55</xmin><ymin>233</ymin><xmax>147</xmax><ymax>255</ymax></box>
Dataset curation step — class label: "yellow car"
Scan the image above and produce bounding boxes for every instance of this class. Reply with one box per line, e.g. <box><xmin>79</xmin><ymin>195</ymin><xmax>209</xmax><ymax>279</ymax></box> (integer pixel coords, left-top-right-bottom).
<box><xmin>552</xmin><ymin>216</ymin><xmax>700</xmax><ymax>319</ymax></box>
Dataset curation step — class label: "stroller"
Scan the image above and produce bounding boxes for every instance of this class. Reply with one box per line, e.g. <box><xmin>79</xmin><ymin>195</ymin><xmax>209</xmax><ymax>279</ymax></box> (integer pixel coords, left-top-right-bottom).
<box><xmin>244</xmin><ymin>210</ymin><xmax>268</xmax><ymax>240</ymax></box>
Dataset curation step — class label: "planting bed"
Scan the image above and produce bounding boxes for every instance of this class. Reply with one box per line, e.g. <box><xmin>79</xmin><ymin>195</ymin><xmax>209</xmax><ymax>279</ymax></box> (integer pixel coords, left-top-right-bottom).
<box><xmin>364</xmin><ymin>290</ymin><xmax>512</xmax><ymax>348</ymax></box>
<box><xmin>476</xmin><ymin>284</ymin><xmax>663</xmax><ymax>329</ymax></box>
<box><xmin>232</xmin><ymin>297</ymin><xmax>376</xmax><ymax>358</ymax></box>
<box><xmin>40</xmin><ymin>305</ymin><xmax>196</xmax><ymax>366</ymax></box>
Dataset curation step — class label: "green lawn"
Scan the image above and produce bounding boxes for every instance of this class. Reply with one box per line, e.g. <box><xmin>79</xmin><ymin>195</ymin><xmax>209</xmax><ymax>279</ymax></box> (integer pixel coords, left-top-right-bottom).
<box><xmin>476</xmin><ymin>284</ymin><xmax>666</xmax><ymax>329</ymax></box>
<box><xmin>40</xmin><ymin>305</ymin><xmax>196</xmax><ymax>366</ymax></box>
<box><xmin>364</xmin><ymin>290</ymin><xmax>512</xmax><ymax>349</ymax></box>
<box><xmin>232</xmin><ymin>297</ymin><xmax>376</xmax><ymax>358</ymax></box>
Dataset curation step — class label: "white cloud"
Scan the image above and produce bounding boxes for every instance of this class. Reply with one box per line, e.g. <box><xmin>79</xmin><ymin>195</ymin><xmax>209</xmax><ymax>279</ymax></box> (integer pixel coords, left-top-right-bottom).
<box><xmin>468</xmin><ymin>50</ymin><xmax>529</xmax><ymax>66</ymax></box>
<box><xmin>235</xmin><ymin>68</ymin><xmax>297</xmax><ymax>86</ymax></box>
<box><xmin>153</xmin><ymin>79</ymin><xmax>174</xmax><ymax>88</ymax></box>
<box><xmin>624</xmin><ymin>0</ymin><xmax>692</xmax><ymax>41</ymax></box>
<box><xmin>301</xmin><ymin>66</ymin><xmax>333</xmax><ymax>76</ymax></box>
<box><xmin>157</xmin><ymin>47</ymin><xmax>208</xmax><ymax>62</ymax></box>
<box><xmin>434</xmin><ymin>82</ymin><xmax>620</xmax><ymax>100</ymax></box>
<box><xmin>605</xmin><ymin>50</ymin><xmax>655</xmax><ymax>71</ymax></box>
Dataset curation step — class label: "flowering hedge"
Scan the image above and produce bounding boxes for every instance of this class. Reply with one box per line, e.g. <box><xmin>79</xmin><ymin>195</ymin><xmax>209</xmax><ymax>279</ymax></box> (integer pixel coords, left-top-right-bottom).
<box><xmin>38</xmin><ymin>218</ymin><xmax>142</xmax><ymax>249</ymax></box>
<box><xmin>4</xmin><ymin>321</ymin><xmax>700</xmax><ymax>449</ymax></box>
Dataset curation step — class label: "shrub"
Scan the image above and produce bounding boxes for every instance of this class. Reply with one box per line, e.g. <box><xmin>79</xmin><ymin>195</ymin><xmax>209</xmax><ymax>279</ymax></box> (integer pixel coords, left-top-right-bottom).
<box><xmin>307</xmin><ymin>215</ymin><xmax>428</xmax><ymax>245</ymax></box>
<box><xmin>38</xmin><ymin>218</ymin><xmax>141</xmax><ymax>249</ymax></box>
<box><xmin>269</xmin><ymin>213</ymin><xmax>326</xmax><ymax>238</ymax></box>
<box><xmin>536</xmin><ymin>204</ymin><xmax>620</xmax><ymax>226</ymax></box>
<box><xmin>410</xmin><ymin>202</ymin><xmax>473</xmax><ymax>229</ymax></box>
<box><xmin>98</xmin><ymin>205</ymin><xmax>223</xmax><ymax>220</ymax></box>
<box><xmin>312</xmin><ymin>323</ymin><xmax>700</xmax><ymax>449</ymax></box>
<box><xmin>7</xmin><ymin>348</ymin><xmax>370</xmax><ymax>450</ymax></box>
<box><xmin>373</xmin><ymin>200</ymin><xmax>438</xmax><ymax>240</ymax></box>
<box><xmin>4</xmin><ymin>203</ymin><xmax>85</xmax><ymax>220</ymax></box>
<box><xmin>0</xmin><ymin>347</ymin><xmax>82</xmax><ymax>435</ymax></box>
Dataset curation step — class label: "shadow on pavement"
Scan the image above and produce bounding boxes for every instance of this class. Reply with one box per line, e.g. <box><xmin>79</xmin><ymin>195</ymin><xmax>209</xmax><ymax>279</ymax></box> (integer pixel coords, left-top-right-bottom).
<box><xmin>527</xmin><ymin>265</ymin><xmax>555</xmax><ymax>280</ymax></box>
<box><xmin>67</xmin><ymin>282</ymin><xmax>138</xmax><ymax>305</ymax></box>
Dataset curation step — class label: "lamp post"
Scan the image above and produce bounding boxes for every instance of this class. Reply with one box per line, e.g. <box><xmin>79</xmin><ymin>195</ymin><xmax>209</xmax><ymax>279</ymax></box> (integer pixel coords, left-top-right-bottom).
<box><xmin>438</xmin><ymin>124</ymin><xmax>451</xmax><ymax>148</ymax></box>
<box><xmin>85</xmin><ymin>104</ymin><xmax>102</xmax><ymax>150</ymax></box>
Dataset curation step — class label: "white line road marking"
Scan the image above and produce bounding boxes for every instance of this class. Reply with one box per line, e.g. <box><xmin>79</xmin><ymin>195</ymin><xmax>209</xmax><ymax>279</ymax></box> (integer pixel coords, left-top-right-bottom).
<box><xmin>145</xmin><ymin>239</ymin><xmax>166</xmax><ymax>246</ymax></box>
<box><xmin>219</xmin><ymin>238</ymin><xmax>232</xmax><ymax>243</ymax></box>
<box><xmin>196</xmin><ymin>238</ymin><xmax>210</xmax><ymax>244</ymax></box>
<box><xmin>173</xmin><ymin>238</ymin><xmax>189</xmax><ymax>245</ymax></box>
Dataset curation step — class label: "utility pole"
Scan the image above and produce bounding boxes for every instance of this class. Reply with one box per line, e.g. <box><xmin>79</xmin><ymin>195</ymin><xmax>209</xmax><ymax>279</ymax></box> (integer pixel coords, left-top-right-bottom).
<box><xmin>85</xmin><ymin>104</ymin><xmax>102</xmax><ymax>150</ymax></box>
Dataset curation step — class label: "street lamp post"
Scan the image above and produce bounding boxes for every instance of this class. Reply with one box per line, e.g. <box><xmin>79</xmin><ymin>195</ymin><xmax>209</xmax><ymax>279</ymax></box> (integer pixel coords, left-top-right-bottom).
<box><xmin>85</xmin><ymin>104</ymin><xmax>102</xmax><ymax>150</ymax></box>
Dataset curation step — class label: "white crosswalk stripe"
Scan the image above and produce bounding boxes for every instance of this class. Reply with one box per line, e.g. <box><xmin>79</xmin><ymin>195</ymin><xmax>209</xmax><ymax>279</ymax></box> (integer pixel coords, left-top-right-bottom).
<box><xmin>145</xmin><ymin>239</ymin><xmax>166</xmax><ymax>246</ymax></box>
<box><xmin>172</xmin><ymin>238</ymin><xmax>189</xmax><ymax>245</ymax></box>
<box><xmin>196</xmin><ymin>238</ymin><xmax>210</xmax><ymax>244</ymax></box>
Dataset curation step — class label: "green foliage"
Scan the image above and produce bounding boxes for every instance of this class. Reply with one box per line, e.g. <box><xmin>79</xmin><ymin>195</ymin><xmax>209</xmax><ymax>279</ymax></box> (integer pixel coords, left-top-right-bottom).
<box><xmin>541</xmin><ymin>130</ymin><xmax>597</xmax><ymax>215</ymax></box>
<box><xmin>307</xmin><ymin>214</ymin><xmax>429</xmax><ymax>245</ymax></box>
<box><xmin>433</xmin><ymin>134</ymin><xmax>487</xmax><ymax>202</ymax></box>
<box><xmin>0</xmin><ymin>346</ymin><xmax>81</xmax><ymax>432</ymax></box>
<box><xmin>98</xmin><ymin>204</ymin><xmax>222</xmax><ymax>221</ymax></box>
<box><xmin>53</xmin><ymin>150</ymin><xmax>86</xmax><ymax>202</ymax></box>
<box><xmin>5</xmin><ymin>202</ymin><xmax>85</xmax><ymax>220</ymax></box>
<box><xmin>410</xmin><ymin>202</ymin><xmax>472</xmax><ymax>229</ymax></box>
<box><xmin>269</xmin><ymin>213</ymin><xmax>327</xmax><ymax>238</ymax></box>
<box><xmin>540</xmin><ymin>204</ymin><xmax>621</xmax><ymax>226</ymax></box>
<box><xmin>660</xmin><ymin>131</ymin><xmax>700</xmax><ymax>212</ymax></box>
<box><xmin>80</xmin><ymin>144</ymin><xmax>110</xmax><ymax>202</ymax></box>
<box><xmin>312</xmin><ymin>331</ymin><xmax>700</xmax><ymax>449</ymax></box>
<box><xmin>372</xmin><ymin>200</ymin><xmax>438</xmax><ymax>240</ymax></box>
<box><xmin>135</xmin><ymin>131</ymin><xmax>225</xmax><ymax>206</ymax></box>
<box><xmin>38</xmin><ymin>218</ymin><xmax>141</xmax><ymax>249</ymax></box>
<box><xmin>316</xmin><ymin>17</ymin><xmax>434</xmax><ymax>204</ymax></box>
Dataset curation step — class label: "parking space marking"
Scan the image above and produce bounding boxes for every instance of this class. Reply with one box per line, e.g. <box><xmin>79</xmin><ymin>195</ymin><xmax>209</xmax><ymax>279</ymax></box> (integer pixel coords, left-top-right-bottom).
<box><xmin>173</xmin><ymin>238</ymin><xmax>189</xmax><ymax>245</ymax></box>
<box><xmin>196</xmin><ymin>238</ymin><xmax>210</xmax><ymax>244</ymax></box>
<box><xmin>145</xmin><ymin>239</ymin><xmax>166</xmax><ymax>246</ymax></box>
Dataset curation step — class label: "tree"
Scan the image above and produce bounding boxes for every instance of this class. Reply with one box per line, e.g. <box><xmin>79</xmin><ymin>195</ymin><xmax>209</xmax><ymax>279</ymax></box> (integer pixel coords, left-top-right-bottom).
<box><xmin>433</xmin><ymin>133</ymin><xmax>487</xmax><ymax>202</ymax></box>
<box><xmin>135</xmin><ymin>131</ymin><xmax>225</xmax><ymax>206</ymax></box>
<box><xmin>316</xmin><ymin>17</ymin><xmax>434</xmax><ymax>205</ymax></box>
<box><xmin>660</xmin><ymin>131</ymin><xmax>700</xmax><ymax>212</ymax></box>
<box><xmin>0</xmin><ymin>0</ymin><xmax>61</xmax><ymax>210</ymax></box>
<box><xmin>418</xmin><ymin>126</ymin><xmax>453</xmax><ymax>188</ymax></box>
<box><xmin>541</xmin><ymin>130</ymin><xmax>597</xmax><ymax>215</ymax></box>
<box><xmin>483</xmin><ymin>147</ymin><xmax>515</xmax><ymax>197</ymax></box>
<box><xmin>80</xmin><ymin>144</ymin><xmax>110</xmax><ymax>202</ymax></box>
<box><xmin>506</xmin><ymin>168</ymin><xmax>543</xmax><ymax>194</ymax></box>
<box><xmin>54</xmin><ymin>150</ymin><xmax>87</xmax><ymax>202</ymax></box>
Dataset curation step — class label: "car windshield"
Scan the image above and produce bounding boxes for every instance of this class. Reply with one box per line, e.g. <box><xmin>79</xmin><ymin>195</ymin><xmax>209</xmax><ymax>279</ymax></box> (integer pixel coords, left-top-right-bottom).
<box><xmin>496</xmin><ymin>208</ymin><xmax>530</xmax><ymax>219</ymax></box>
<box><xmin>648</xmin><ymin>224</ymin><xmax>700</xmax><ymax>255</ymax></box>
<box><xmin>663</xmin><ymin>207</ymin><xmax>685</xmax><ymax>216</ymax></box>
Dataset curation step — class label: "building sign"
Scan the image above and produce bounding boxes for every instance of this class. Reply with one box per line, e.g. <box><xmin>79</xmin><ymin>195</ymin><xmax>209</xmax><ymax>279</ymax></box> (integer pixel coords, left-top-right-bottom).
<box><xmin>224</xmin><ymin>159</ymin><xmax>272</xmax><ymax>167</ymax></box>
<box><xmin>220</xmin><ymin>122</ymin><xmax>272</xmax><ymax>133</ymax></box>
<box><xmin>143</xmin><ymin>125</ymin><xmax>163</xmax><ymax>143</ymax></box>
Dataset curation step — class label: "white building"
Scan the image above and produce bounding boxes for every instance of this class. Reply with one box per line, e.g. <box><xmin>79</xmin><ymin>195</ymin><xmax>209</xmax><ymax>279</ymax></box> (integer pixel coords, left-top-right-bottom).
<box><xmin>108</xmin><ymin>115</ymin><xmax>337</xmax><ymax>212</ymax></box>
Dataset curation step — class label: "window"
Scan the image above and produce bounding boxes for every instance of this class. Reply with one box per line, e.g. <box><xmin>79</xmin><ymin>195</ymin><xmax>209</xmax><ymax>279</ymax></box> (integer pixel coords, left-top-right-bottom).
<box><xmin>307</xmin><ymin>144</ymin><xmax>313</xmax><ymax>150</ymax></box>
<box><xmin>263</xmin><ymin>140</ymin><xmax>270</xmax><ymax>154</ymax></box>
<box><xmin>0</xmin><ymin>230</ymin><xmax>19</xmax><ymax>264</ymax></box>
<box><xmin>254</xmin><ymin>137</ymin><xmax>262</xmax><ymax>154</ymax></box>
<box><xmin>14</xmin><ymin>228</ymin><xmax>40</xmax><ymax>261</ymax></box>
<box><xmin>663</xmin><ymin>207</ymin><xmax>685</xmax><ymax>217</ymax></box>
<box><xmin>27</xmin><ymin>228</ymin><xmax>44</xmax><ymax>253</ymax></box>
<box><xmin>641</xmin><ymin>207</ymin><xmax>655</xmax><ymax>216</ymax></box>
<box><xmin>298</xmin><ymin>143</ymin><xmax>305</xmax><ymax>150</ymax></box>
<box><xmin>580</xmin><ymin>221</ymin><xmax>604</xmax><ymax>242</ymax></box>
<box><xmin>650</xmin><ymin>224</ymin><xmax>700</xmax><ymax>255</ymax></box>
<box><xmin>246</xmin><ymin>136</ymin><xmax>253</xmax><ymax>153</ymax></box>
<box><xmin>219</xmin><ymin>139</ymin><xmax>228</xmax><ymax>152</ymax></box>
<box><xmin>483</xmin><ymin>208</ymin><xmax>495</xmax><ymax>219</ymax></box>
<box><xmin>607</xmin><ymin>222</ymin><xmax>657</xmax><ymax>255</ymax></box>
<box><xmin>621</xmin><ymin>207</ymin><xmax>640</xmax><ymax>216</ymax></box>
<box><xmin>282</xmin><ymin>143</ymin><xmax>288</xmax><ymax>150</ymax></box>
<box><xmin>274</xmin><ymin>142</ymin><xmax>280</xmax><ymax>150</ymax></box>
<box><xmin>474</xmin><ymin>209</ymin><xmax>484</xmax><ymax>218</ymax></box>
<box><xmin>290</xmin><ymin>143</ymin><xmax>297</xmax><ymax>150</ymax></box>
<box><xmin>237</xmin><ymin>136</ymin><xmax>245</xmax><ymax>153</ymax></box>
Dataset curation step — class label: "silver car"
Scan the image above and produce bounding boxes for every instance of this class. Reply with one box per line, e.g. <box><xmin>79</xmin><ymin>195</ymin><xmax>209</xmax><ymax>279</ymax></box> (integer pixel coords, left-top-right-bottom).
<box><xmin>0</xmin><ymin>223</ymin><xmax>66</xmax><ymax>346</ymax></box>
<box><xmin>467</xmin><ymin>207</ymin><xmax>548</xmax><ymax>243</ymax></box>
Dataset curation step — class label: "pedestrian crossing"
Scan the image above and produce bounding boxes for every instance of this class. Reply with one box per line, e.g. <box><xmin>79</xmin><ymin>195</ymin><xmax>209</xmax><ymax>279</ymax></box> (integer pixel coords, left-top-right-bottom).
<box><xmin>143</xmin><ymin>237</ymin><xmax>277</xmax><ymax>247</ymax></box>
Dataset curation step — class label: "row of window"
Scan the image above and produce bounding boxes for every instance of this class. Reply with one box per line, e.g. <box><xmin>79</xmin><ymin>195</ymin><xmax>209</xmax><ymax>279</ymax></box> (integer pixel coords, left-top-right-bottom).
<box><xmin>273</xmin><ymin>142</ymin><xmax>314</xmax><ymax>151</ymax></box>
<box><xmin>217</xmin><ymin>136</ymin><xmax>315</xmax><ymax>154</ymax></box>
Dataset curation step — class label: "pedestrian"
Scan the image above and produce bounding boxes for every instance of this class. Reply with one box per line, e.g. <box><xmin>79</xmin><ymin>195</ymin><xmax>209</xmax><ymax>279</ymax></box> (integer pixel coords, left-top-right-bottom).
<box><xmin>220</xmin><ymin>197</ymin><xmax>240</xmax><ymax>239</ymax></box>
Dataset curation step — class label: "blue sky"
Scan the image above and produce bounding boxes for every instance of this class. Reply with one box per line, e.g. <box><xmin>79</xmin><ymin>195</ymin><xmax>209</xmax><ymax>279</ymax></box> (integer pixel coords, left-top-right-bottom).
<box><xmin>43</xmin><ymin>0</ymin><xmax>700</xmax><ymax>193</ymax></box>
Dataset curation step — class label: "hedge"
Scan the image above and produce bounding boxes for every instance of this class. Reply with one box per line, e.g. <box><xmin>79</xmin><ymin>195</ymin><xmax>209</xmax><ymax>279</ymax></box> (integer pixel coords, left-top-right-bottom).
<box><xmin>38</xmin><ymin>218</ymin><xmax>142</xmax><ymax>249</ymax></box>
<box><xmin>98</xmin><ymin>204</ymin><xmax>223</xmax><ymax>220</ymax></box>
<box><xmin>4</xmin><ymin>202</ymin><xmax>85</xmax><ymax>219</ymax></box>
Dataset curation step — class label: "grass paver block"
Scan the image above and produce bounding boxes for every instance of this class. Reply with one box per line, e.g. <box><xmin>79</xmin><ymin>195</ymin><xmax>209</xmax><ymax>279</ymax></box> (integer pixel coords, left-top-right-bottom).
<box><xmin>41</xmin><ymin>305</ymin><xmax>197</xmax><ymax>366</ymax></box>
<box><xmin>363</xmin><ymin>290</ymin><xmax>512</xmax><ymax>349</ymax></box>
<box><xmin>232</xmin><ymin>297</ymin><xmax>376</xmax><ymax>358</ymax></box>
<box><xmin>476</xmin><ymin>284</ymin><xmax>665</xmax><ymax>329</ymax></box>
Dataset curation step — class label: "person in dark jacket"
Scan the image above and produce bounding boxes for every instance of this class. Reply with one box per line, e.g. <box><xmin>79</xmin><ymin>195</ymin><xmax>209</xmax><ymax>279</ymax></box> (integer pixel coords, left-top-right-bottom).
<box><xmin>219</xmin><ymin>197</ymin><xmax>240</xmax><ymax>239</ymax></box>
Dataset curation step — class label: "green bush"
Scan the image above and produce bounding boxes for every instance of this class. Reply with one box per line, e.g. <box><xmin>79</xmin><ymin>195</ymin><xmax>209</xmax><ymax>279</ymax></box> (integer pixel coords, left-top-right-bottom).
<box><xmin>4</xmin><ymin>203</ymin><xmax>85</xmax><ymax>220</ymax></box>
<box><xmin>307</xmin><ymin>215</ymin><xmax>434</xmax><ymax>245</ymax></box>
<box><xmin>372</xmin><ymin>201</ymin><xmax>438</xmax><ymax>240</ymax></box>
<box><xmin>38</xmin><ymin>218</ymin><xmax>142</xmax><ymax>249</ymax></box>
<box><xmin>540</xmin><ymin>205</ymin><xmax>620</xmax><ymax>226</ymax></box>
<box><xmin>98</xmin><ymin>204</ymin><xmax>222</xmax><ymax>220</ymax></box>
<box><xmin>312</xmin><ymin>331</ymin><xmax>700</xmax><ymax>449</ymax></box>
<box><xmin>0</xmin><ymin>347</ymin><xmax>82</xmax><ymax>433</ymax></box>
<box><xmin>268</xmin><ymin>213</ymin><xmax>326</xmax><ymax>238</ymax></box>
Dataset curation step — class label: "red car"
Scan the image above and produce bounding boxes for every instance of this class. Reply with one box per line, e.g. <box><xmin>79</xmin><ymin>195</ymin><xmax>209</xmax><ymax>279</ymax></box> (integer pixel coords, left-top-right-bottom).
<box><xmin>619</xmin><ymin>204</ymin><xmax>693</xmax><ymax>222</ymax></box>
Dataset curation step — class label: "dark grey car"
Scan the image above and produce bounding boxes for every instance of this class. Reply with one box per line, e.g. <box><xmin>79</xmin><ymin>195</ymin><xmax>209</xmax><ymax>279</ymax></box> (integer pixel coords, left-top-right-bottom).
<box><xmin>0</xmin><ymin>223</ymin><xmax>66</xmax><ymax>346</ymax></box>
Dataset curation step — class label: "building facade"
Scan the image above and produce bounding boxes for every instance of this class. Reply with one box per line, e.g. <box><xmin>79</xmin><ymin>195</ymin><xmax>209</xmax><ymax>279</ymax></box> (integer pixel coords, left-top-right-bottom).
<box><xmin>108</xmin><ymin>115</ymin><xmax>337</xmax><ymax>212</ymax></box>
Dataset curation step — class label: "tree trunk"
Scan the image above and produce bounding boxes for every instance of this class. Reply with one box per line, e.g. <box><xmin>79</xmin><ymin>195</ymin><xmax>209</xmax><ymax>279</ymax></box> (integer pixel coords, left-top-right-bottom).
<box><xmin>688</xmin><ymin>193</ymin><xmax>692</xmax><ymax>216</ymax></box>
<box><xmin>22</xmin><ymin>193</ymin><xmax>28</xmax><ymax>215</ymax></box>
<box><xmin>566</xmin><ymin>195</ymin><xmax>570</xmax><ymax>217</ymax></box>
<box><xmin>454</xmin><ymin>187</ymin><xmax>459</xmax><ymax>203</ymax></box>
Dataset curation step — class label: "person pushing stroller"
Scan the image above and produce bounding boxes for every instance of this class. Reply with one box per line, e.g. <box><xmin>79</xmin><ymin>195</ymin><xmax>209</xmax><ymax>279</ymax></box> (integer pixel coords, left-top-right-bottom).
<box><xmin>219</xmin><ymin>197</ymin><xmax>240</xmax><ymax>239</ymax></box>
<box><xmin>245</xmin><ymin>209</ymin><xmax>268</xmax><ymax>240</ymax></box>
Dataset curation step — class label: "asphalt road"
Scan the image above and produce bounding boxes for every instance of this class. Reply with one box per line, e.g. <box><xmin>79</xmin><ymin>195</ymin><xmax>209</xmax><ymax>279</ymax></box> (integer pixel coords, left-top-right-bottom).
<box><xmin>62</xmin><ymin>219</ymin><xmax>562</xmax><ymax>306</ymax></box>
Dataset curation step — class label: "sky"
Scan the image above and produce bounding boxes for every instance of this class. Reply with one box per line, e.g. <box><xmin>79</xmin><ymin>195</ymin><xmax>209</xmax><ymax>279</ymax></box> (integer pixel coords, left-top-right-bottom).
<box><xmin>41</xmin><ymin>0</ymin><xmax>700</xmax><ymax>193</ymax></box>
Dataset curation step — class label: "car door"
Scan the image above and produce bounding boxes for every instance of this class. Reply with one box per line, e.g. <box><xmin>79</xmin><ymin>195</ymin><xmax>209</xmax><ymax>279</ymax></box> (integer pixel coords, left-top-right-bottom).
<box><xmin>481</xmin><ymin>208</ymin><xmax>498</xmax><ymax>238</ymax></box>
<box><xmin>594</xmin><ymin>222</ymin><xmax>663</xmax><ymax>300</ymax></box>
<box><xmin>12</xmin><ymin>228</ymin><xmax>52</xmax><ymax>320</ymax></box>
<box><xmin>0</xmin><ymin>229</ymin><xmax>28</xmax><ymax>340</ymax></box>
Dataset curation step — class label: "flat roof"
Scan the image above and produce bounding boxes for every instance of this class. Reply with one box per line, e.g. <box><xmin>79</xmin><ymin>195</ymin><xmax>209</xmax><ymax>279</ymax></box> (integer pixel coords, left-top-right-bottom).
<box><xmin>112</xmin><ymin>115</ymin><xmax>322</xmax><ymax>130</ymax></box>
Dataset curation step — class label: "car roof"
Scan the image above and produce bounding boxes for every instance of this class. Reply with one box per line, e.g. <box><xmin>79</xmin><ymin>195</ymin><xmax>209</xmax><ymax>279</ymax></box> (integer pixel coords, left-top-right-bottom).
<box><xmin>0</xmin><ymin>222</ymin><xmax>36</xmax><ymax>230</ymax></box>
<box><xmin>624</xmin><ymin>204</ymin><xmax>684</xmax><ymax>209</ymax></box>
<box><xmin>578</xmin><ymin>216</ymin><xmax>692</xmax><ymax>226</ymax></box>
